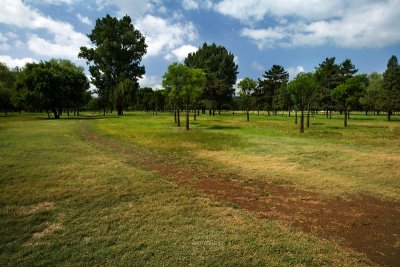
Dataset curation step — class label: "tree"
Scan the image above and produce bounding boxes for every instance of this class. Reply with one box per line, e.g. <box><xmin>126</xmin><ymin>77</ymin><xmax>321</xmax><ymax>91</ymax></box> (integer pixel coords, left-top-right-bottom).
<box><xmin>182</xmin><ymin>68</ymin><xmax>206</xmax><ymax>129</ymax></box>
<box><xmin>340</xmin><ymin>59</ymin><xmax>358</xmax><ymax>81</ymax></box>
<box><xmin>22</xmin><ymin>59</ymin><xmax>89</xmax><ymax>119</ymax></box>
<box><xmin>162</xmin><ymin>63</ymin><xmax>205</xmax><ymax>130</ymax></box>
<box><xmin>185</xmin><ymin>43</ymin><xmax>238</xmax><ymax>114</ymax></box>
<box><xmin>315</xmin><ymin>57</ymin><xmax>341</xmax><ymax>117</ymax></box>
<box><xmin>259</xmin><ymin>65</ymin><xmax>289</xmax><ymax>115</ymax></box>
<box><xmin>0</xmin><ymin>63</ymin><xmax>16</xmax><ymax>115</ymax></box>
<box><xmin>288</xmin><ymin>73</ymin><xmax>317</xmax><ymax>133</ymax></box>
<box><xmin>79</xmin><ymin>14</ymin><xmax>147</xmax><ymax>116</ymax></box>
<box><xmin>382</xmin><ymin>55</ymin><xmax>400</xmax><ymax>121</ymax></box>
<box><xmin>332</xmin><ymin>75</ymin><xmax>368</xmax><ymax>127</ymax></box>
<box><xmin>114</xmin><ymin>78</ymin><xmax>132</xmax><ymax>115</ymax></box>
<box><xmin>238</xmin><ymin>78</ymin><xmax>257</xmax><ymax>121</ymax></box>
<box><xmin>360</xmin><ymin>72</ymin><xmax>383</xmax><ymax>115</ymax></box>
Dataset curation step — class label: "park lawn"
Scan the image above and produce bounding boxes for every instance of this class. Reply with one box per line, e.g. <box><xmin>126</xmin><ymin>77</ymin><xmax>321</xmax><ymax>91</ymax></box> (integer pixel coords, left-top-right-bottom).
<box><xmin>0</xmin><ymin>113</ymin><xmax>371</xmax><ymax>266</ymax></box>
<box><xmin>92</xmin><ymin>111</ymin><xmax>400</xmax><ymax>200</ymax></box>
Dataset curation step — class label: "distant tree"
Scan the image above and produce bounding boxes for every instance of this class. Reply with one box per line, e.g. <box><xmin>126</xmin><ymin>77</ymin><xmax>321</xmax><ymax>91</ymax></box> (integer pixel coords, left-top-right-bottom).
<box><xmin>382</xmin><ymin>55</ymin><xmax>400</xmax><ymax>121</ymax></box>
<box><xmin>185</xmin><ymin>43</ymin><xmax>238</xmax><ymax>114</ymax></box>
<box><xmin>259</xmin><ymin>65</ymin><xmax>289</xmax><ymax>115</ymax></box>
<box><xmin>162</xmin><ymin>63</ymin><xmax>205</xmax><ymax>130</ymax></box>
<box><xmin>360</xmin><ymin>72</ymin><xmax>383</xmax><ymax>115</ymax></box>
<box><xmin>238</xmin><ymin>77</ymin><xmax>257</xmax><ymax>121</ymax></box>
<box><xmin>340</xmin><ymin>59</ymin><xmax>358</xmax><ymax>81</ymax></box>
<box><xmin>0</xmin><ymin>63</ymin><xmax>16</xmax><ymax>115</ymax></box>
<box><xmin>182</xmin><ymin>68</ymin><xmax>206</xmax><ymax>129</ymax></box>
<box><xmin>79</xmin><ymin>14</ymin><xmax>147</xmax><ymax>115</ymax></box>
<box><xmin>22</xmin><ymin>59</ymin><xmax>89</xmax><ymax>119</ymax></box>
<box><xmin>315</xmin><ymin>57</ymin><xmax>341</xmax><ymax>117</ymax></box>
<box><xmin>332</xmin><ymin>75</ymin><xmax>368</xmax><ymax>127</ymax></box>
<box><xmin>288</xmin><ymin>73</ymin><xmax>317</xmax><ymax>133</ymax></box>
<box><xmin>163</xmin><ymin>63</ymin><xmax>186</xmax><ymax>127</ymax></box>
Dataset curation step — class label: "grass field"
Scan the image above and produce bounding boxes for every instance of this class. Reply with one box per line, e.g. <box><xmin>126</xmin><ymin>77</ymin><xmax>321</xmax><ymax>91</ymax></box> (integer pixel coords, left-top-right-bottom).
<box><xmin>1</xmin><ymin>111</ymin><xmax>399</xmax><ymax>266</ymax></box>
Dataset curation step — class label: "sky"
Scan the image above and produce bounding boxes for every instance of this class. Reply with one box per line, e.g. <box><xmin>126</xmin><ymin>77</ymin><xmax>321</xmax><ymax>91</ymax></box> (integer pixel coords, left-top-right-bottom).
<box><xmin>0</xmin><ymin>0</ymin><xmax>399</xmax><ymax>89</ymax></box>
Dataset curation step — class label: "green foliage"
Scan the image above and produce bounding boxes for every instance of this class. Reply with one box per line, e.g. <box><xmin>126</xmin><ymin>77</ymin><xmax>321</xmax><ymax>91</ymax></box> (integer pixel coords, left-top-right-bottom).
<box><xmin>315</xmin><ymin>57</ymin><xmax>341</xmax><ymax>111</ymax></box>
<box><xmin>289</xmin><ymin>72</ymin><xmax>317</xmax><ymax>110</ymax></box>
<box><xmin>21</xmin><ymin>59</ymin><xmax>90</xmax><ymax>119</ymax></box>
<box><xmin>114</xmin><ymin>78</ymin><xmax>133</xmax><ymax>115</ymax></box>
<box><xmin>185</xmin><ymin>43</ymin><xmax>238</xmax><ymax>110</ymax></box>
<box><xmin>258</xmin><ymin>65</ymin><xmax>289</xmax><ymax>114</ymax></box>
<box><xmin>79</xmin><ymin>14</ymin><xmax>147</xmax><ymax>115</ymax></box>
<box><xmin>332</xmin><ymin>75</ymin><xmax>369</xmax><ymax>110</ymax></box>
<box><xmin>382</xmin><ymin>55</ymin><xmax>400</xmax><ymax>120</ymax></box>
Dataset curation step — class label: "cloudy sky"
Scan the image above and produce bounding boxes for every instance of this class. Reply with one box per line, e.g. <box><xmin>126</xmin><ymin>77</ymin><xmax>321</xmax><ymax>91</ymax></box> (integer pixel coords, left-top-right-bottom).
<box><xmin>0</xmin><ymin>0</ymin><xmax>399</xmax><ymax>89</ymax></box>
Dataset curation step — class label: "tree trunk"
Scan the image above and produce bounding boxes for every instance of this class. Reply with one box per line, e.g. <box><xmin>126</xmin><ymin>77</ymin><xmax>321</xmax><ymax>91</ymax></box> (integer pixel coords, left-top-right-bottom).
<box><xmin>117</xmin><ymin>106</ymin><xmax>123</xmax><ymax>116</ymax></box>
<box><xmin>295</xmin><ymin>109</ymin><xmax>298</xmax><ymax>124</ymax></box>
<box><xmin>344</xmin><ymin>110</ymin><xmax>348</xmax><ymax>127</ymax></box>
<box><xmin>186</xmin><ymin>104</ymin><xmax>189</xmax><ymax>130</ymax></box>
<box><xmin>329</xmin><ymin>110</ymin><xmax>332</xmax><ymax>119</ymax></box>
<box><xmin>194</xmin><ymin>107</ymin><xmax>197</xmax><ymax>121</ymax></box>
<box><xmin>306</xmin><ymin>109</ymin><xmax>310</xmax><ymax>128</ymax></box>
<box><xmin>347</xmin><ymin>111</ymin><xmax>350</xmax><ymax>119</ymax></box>
<box><xmin>212</xmin><ymin>109</ymin><xmax>215</xmax><ymax>116</ymax></box>
<box><xmin>300</xmin><ymin>109</ymin><xmax>304</xmax><ymax>133</ymax></box>
<box><xmin>326</xmin><ymin>109</ymin><xmax>329</xmax><ymax>118</ymax></box>
<box><xmin>103</xmin><ymin>107</ymin><xmax>105</xmax><ymax>116</ymax></box>
<box><xmin>387</xmin><ymin>111</ymin><xmax>391</xmax><ymax>121</ymax></box>
<box><xmin>174</xmin><ymin>109</ymin><xmax>177</xmax><ymax>123</ymax></box>
<box><xmin>246</xmin><ymin>108</ymin><xmax>249</xmax><ymax>121</ymax></box>
<box><xmin>177</xmin><ymin>109</ymin><xmax>181</xmax><ymax>127</ymax></box>
<box><xmin>288</xmin><ymin>107</ymin><xmax>291</xmax><ymax>117</ymax></box>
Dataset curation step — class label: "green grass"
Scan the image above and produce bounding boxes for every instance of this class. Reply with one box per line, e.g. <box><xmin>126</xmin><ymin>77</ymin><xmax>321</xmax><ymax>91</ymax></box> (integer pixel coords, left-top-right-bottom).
<box><xmin>92</xmin><ymin>111</ymin><xmax>400</xmax><ymax>200</ymax></box>
<box><xmin>2</xmin><ymin>111</ymin><xmax>398</xmax><ymax>265</ymax></box>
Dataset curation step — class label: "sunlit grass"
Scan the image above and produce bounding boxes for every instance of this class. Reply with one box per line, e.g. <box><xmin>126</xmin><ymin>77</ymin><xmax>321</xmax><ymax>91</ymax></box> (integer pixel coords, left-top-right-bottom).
<box><xmin>92</xmin><ymin>111</ymin><xmax>400</xmax><ymax>200</ymax></box>
<box><xmin>0</xmin><ymin>113</ymin><xmax>371</xmax><ymax>266</ymax></box>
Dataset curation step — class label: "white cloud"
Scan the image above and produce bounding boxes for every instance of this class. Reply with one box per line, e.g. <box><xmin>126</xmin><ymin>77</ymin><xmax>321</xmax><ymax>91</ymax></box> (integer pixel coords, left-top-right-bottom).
<box><xmin>234</xmin><ymin>55</ymin><xmax>239</xmax><ymax>65</ymax></box>
<box><xmin>215</xmin><ymin>0</ymin><xmax>346</xmax><ymax>23</ymax></box>
<box><xmin>182</xmin><ymin>0</ymin><xmax>213</xmax><ymax>10</ymax></box>
<box><xmin>251</xmin><ymin>61</ymin><xmax>264</xmax><ymax>71</ymax></box>
<box><xmin>77</xmin><ymin>13</ymin><xmax>92</xmax><ymax>25</ymax></box>
<box><xmin>0</xmin><ymin>55</ymin><xmax>37</xmax><ymax>68</ymax></box>
<box><xmin>25</xmin><ymin>0</ymin><xmax>75</xmax><ymax>5</ymax></box>
<box><xmin>135</xmin><ymin>15</ymin><xmax>197</xmax><ymax>58</ymax></box>
<box><xmin>239</xmin><ymin>0</ymin><xmax>400</xmax><ymax>49</ymax></box>
<box><xmin>165</xmin><ymin>45</ymin><xmax>198</xmax><ymax>61</ymax></box>
<box><xmin>287</xmin><ymin>66</ymin><xmax>305</xmax><ymax>80</ymax></box>
<box><xmin>182</xmin><ymin>0</ymin><xmax>199</xmax><ymax>10</ymax></box>
<box><xmin>0</xmin><ymin>0</ymin><xmax>91</xmax><ymax>59</ymax></box>
<box><xmin>139</xmin><ymin>74</ymin><xmax>162</xmax><ymax>89</ymax></box>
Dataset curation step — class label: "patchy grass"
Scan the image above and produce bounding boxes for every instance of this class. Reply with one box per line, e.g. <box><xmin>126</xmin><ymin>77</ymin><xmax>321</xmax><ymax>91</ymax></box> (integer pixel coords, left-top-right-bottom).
<box><xmin>93</xmin><ymin>111</ymin><xmax>400</xmax><ymax>200</ymax></box>
<box><xmin>0</xmin><ymin>113</ymin><xmax>372</xmax><ymax>266</ymax></box>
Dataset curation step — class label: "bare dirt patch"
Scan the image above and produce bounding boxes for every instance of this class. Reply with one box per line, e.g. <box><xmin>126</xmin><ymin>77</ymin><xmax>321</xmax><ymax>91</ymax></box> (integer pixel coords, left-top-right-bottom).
<box><xmin>82</xmin><ymin>125</ymin><xmax>400</xmax><ymax>266</ymax></box>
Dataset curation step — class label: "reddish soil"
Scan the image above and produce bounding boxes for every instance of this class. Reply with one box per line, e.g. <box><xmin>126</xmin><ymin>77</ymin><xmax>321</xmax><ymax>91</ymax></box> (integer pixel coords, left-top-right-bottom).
<box><xmin>83</xmin><ymin>126</ymin><xmax>400</xmax><ymax>266</ymax></box>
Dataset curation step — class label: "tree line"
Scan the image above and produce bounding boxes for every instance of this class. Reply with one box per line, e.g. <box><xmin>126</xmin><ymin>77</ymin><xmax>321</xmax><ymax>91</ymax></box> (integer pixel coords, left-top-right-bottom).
<box><xmin>0</xmin><ymin>14</ymin><xmax>399</xmax><ymax>133</ymax></box>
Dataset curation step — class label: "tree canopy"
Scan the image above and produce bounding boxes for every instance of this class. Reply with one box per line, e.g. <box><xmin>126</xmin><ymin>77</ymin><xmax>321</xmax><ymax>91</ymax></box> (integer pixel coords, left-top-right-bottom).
<box><xmin>79</xmin><ymin>14</ymin><xmax>147</xmax><ymax>115</ymax></box>
<box><xmin>184</xmin><ymin>43</ymin><xmax>238</xmax><ymax>113</ymax></box>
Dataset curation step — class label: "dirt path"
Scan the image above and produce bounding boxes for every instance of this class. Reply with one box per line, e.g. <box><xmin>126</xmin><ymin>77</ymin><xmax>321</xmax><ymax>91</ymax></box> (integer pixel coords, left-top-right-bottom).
<box><xmin>82</xmin><ymin>125</ymin><xmax>400</xmax><ymax>266</ymax></box>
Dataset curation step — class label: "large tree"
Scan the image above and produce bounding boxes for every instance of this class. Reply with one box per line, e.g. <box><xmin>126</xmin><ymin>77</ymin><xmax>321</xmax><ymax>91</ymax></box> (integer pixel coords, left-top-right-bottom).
<box><xmin>315</xmin><ymin>57</ymin><xmax>341</xmax><ymax>117</ymax></box>
<box><xmin>382</xmin><ymin>55</ymin><xmax>400</xmax><ymax>121</ymax></box>
<box><xmin>22</xmin><ymin>59</ymin><xmax>89</xmax><ymax>119</ymax></box>
<box><xmin>258</xmin><ymin>65</ymin><xmax>289</xmax><ymax>115</ymax></box>
<box><xmin>332</xmin><ymin>75</ymin><xmax>368</xmax><ymax>127</ymax></box>
<box><xmin>79</xmin><ymin>14</ymin><xmax>147</xmax><ymax>115</ymax></box>
<box><xmin>288</xmin><ymin>73</ymin><xmax>317</xmax><ymax>133</ymax></box>
<box><xmin>184</xmin><ymin>42</ymin><xmax>238</xmax><ymax>114</ymax></box>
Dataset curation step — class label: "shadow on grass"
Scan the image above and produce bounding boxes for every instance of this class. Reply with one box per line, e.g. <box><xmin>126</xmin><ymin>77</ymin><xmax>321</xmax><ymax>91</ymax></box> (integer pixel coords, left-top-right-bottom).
<box><xmin>205</xmin><ymin>125</ymin><xmax>241</xmax><ymax>130</ymax></box>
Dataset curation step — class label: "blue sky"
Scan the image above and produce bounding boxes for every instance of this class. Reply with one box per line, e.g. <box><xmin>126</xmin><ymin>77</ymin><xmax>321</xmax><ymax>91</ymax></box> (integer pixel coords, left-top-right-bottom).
<box><xmin>0</xmin><ymin>0</ymin><xmax>399</xmax><ymax>89</ymax></box>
